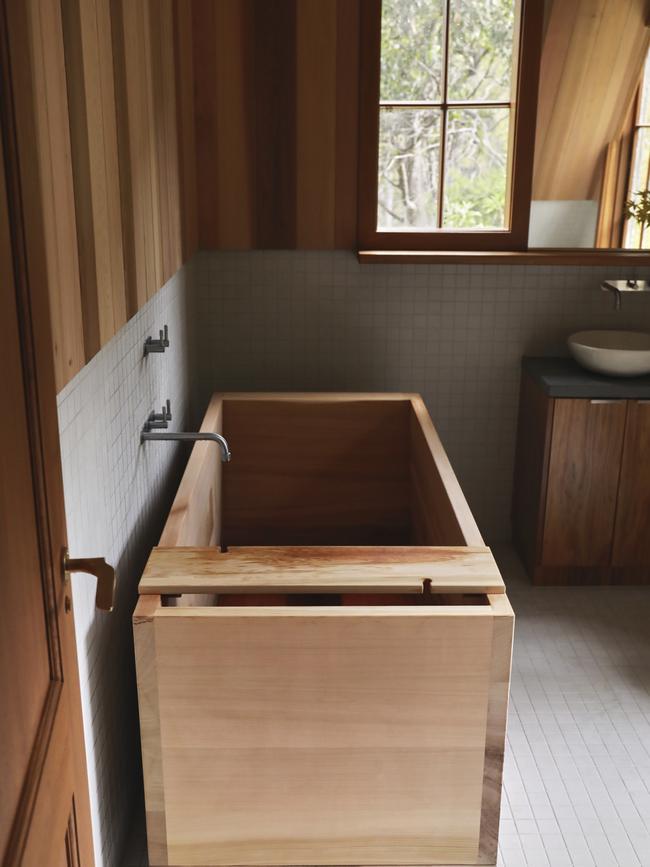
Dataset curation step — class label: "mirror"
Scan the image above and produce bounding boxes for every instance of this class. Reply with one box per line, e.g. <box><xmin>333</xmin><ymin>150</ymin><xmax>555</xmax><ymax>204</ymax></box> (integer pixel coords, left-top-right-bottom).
<box><xmin>529</xmin><ymin>0</ymin><xmax>650</xmax><ymax>250</ymax></box>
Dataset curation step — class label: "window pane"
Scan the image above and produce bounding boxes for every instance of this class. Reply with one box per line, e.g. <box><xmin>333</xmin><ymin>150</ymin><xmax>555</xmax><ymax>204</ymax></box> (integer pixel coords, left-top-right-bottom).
<box><xmin>443</xmin><ymin>107</ymin><xmax>509</xmax><ymax>229</ymax></box>
<box><xmin>624</xmin><ymin>128</ymin><xmax>650</xmax><ymax>249</ymax></box>
<box><xmin>380</xmin><ymin>0</ymin><xmax>445</xmax><ymax>101</ymax></box>
<box><xmin>378</xmin><ymin>108</ymin><xmax>441</xmax><ymax>229</ymax></box>
<box><xmin>447</xmin><ymin>0</ymin><xmax>516</xmax><ymax>102</ymax></box>
<box><xmin>638</xmin><ymin>51</ymin><xmax>650</xmax><ymax>125</ymax></box>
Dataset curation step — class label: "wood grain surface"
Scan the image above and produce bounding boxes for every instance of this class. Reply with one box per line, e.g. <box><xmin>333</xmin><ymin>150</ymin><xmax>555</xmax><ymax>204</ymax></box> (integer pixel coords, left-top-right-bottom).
<box><xmin>139</xmin><ymin>545</ymin><xmax>504</xmax><ymax>596</ymax></box>
<box><xmin>191</xmin><ymin>0</ymin><xmax>361</xmax><ymax>249</ymax></box>
<box><xmin>148</xmin><ymin>605</ymin><xmax>495</xmax><ymax>865</ymax></box>
<box><xmin>541</xmin><ymin>398</ymin><xmax>627</xmax><ymax>567</ymax></box>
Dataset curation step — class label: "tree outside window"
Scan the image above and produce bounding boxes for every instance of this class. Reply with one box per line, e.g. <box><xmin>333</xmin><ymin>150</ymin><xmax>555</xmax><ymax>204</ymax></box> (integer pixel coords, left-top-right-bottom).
<box><xmin>378</xmin><ymin>0</ymin><xmax>519</xmax><ymax>232</ymax></box>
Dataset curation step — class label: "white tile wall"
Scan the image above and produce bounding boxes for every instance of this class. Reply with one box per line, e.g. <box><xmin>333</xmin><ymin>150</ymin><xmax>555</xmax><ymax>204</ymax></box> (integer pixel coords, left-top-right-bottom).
<box><xmin>195</xmin><ymin>251</ymin><xmax>650</xmax><ymax>540</ymax></box>
<box><xmin>56</xmin><ymin>261</ymin><xmax>197</xmax><ymax>867</ymax></box>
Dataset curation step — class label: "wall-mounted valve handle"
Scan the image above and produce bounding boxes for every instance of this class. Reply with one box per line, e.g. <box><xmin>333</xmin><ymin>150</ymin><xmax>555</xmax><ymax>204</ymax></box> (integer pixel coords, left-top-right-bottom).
<box><xmin>144</xmin><ymin>324</ymin><xmax>170</xmax><ymax>355</ymax></box>
<box><xmin>144</xmin><ymin>399</ymin><xmax>172</xmax><ymax>432</ymax></box>
<box><xmin>63</xmin><ymin>548</ymin><xmax>116</xmax><ymax>612</ymax></box>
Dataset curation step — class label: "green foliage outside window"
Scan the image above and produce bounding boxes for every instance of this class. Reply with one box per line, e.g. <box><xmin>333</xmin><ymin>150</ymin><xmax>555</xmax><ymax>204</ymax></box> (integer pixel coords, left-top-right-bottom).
<box><xmin>378</xmin><ymin>0</ymin><xmax>517</xmax><ymax>231</ymax></box>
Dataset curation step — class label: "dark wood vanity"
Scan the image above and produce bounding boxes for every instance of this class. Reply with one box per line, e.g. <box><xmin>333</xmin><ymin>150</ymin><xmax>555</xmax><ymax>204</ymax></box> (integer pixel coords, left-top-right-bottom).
<box><xmin>513</xmin><ymin>358</ymin><xmax>650</xmax><ymax>584</ymax></box>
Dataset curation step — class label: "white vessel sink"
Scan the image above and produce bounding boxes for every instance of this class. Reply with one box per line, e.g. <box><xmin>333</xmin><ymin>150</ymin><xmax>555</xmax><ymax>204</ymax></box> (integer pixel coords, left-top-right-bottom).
<box><xmin>568</xmin><ymin>330</ymin><xmax>650</xmax><ymax>377</ymax></box>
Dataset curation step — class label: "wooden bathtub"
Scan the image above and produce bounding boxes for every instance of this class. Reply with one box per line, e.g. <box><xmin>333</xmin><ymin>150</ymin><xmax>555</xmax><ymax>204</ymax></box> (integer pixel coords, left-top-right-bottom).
<box><xmin>134</xmin><ymin>393</ymin><xmax>513</xmax><ymax>867</ymax></box>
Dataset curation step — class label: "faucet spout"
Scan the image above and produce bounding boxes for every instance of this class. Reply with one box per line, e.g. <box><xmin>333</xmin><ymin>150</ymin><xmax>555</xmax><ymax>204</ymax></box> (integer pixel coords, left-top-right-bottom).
<box><xmin>601</xmin><ymin>279</ymin><xmax>650</xmax><ymax>311</ymax></box>
<box><xmin>141</xmin><ymin>430</ymin><xmax>231</xmax><ymax>462</ymax></box>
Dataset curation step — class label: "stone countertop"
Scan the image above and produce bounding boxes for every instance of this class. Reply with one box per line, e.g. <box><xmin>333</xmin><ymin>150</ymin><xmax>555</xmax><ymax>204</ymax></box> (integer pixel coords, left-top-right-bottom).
<box><xmin>522</xmin><ymin>356</ymin><xmax>650</xmax><ymax>399</ymax></box>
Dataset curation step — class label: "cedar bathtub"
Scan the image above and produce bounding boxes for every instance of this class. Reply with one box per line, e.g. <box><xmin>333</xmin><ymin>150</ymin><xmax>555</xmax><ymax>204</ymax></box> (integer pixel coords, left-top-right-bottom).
<box><xmin>134</xmin><ymin>393</ymin><xmax>513</xmax><ymax>867</ymax></box>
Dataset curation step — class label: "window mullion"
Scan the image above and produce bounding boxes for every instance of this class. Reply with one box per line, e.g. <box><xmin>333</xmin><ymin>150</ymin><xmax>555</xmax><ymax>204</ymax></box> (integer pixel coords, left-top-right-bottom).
<box><xmin>438</xmin><ymin>0</ymin><xmax>452</xmax><ymax>229</ymax></box>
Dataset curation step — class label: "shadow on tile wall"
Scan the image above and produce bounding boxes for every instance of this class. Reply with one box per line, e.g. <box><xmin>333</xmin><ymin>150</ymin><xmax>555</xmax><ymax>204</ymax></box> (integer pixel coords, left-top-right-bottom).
<box><xmin>56</xmin><ymin>261</ymin><xmax>197</xmax><ymax>866</ymax></box>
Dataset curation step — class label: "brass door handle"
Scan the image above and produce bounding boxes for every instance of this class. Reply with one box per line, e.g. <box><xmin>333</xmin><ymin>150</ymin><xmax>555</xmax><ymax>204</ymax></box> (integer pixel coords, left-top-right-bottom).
<box><xmin>63</xmin><ymin>548</ymin><xmax>116</xmax><ymax>612</ymax></box>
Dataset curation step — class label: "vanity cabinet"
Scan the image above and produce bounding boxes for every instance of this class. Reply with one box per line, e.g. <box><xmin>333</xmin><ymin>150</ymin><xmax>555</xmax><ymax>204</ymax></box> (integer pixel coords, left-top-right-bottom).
<box><xmin>513</xmin><ymin>359</ymin><xmax>650</xmax><ymax>584</ymax></box>
<box><xmin>612</xmin><ymin>399</ymin><xmax>650</xmax><ymax>567</ymax></box>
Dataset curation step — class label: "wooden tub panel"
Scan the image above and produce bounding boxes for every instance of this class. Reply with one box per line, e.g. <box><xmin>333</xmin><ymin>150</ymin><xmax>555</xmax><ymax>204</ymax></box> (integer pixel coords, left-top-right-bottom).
<box><xmin>148</xmin><ymin>604</ymin><xmax>496</xmax><ymax>866</ymax></box>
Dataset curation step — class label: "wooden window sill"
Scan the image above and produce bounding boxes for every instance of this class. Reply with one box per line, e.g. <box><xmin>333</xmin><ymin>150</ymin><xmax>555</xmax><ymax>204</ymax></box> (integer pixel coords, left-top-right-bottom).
<box><xmin>358</xmin><ymin>250</ymin><xmax>650</xmax><ymax>265</ymax></box>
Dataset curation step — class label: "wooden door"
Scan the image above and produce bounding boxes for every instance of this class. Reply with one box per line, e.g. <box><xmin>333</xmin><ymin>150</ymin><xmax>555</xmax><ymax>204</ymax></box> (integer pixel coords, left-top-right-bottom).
<box><xmin>542</xmin><ymin>398</ymin><xmax>627</xmax><ymax>567</ymax></box>
<box><xmin>612</xmin><ymin>400</ymin><xmax>650</xmax><ymax>567</ymax></box>
<box><xmin>0</xmin><ymin>10</ymin><xmax>93</xmax><ymax>866</ymax></box>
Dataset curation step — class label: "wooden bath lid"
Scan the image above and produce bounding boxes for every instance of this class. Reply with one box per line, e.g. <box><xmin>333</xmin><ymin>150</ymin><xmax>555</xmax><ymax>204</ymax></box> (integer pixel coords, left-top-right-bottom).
<box><xmin>139</xmin><ymin>545</ymin><xmax>505</xmax><ymax>595</ymax></box>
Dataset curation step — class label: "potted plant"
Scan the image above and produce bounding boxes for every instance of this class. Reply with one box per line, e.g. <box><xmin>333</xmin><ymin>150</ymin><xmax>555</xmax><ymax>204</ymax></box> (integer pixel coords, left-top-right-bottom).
<box><xmin>625</xmin><ymin>189</ymin><xmax>650</xmax><ymax>232</ymax></box>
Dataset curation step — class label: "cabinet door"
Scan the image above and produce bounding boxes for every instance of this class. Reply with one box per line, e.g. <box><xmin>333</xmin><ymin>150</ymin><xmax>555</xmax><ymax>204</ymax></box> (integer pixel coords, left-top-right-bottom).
<box><xmin>542</xmin><ymin>399</ymin><xmax>627</xmax><ymax>567</ymax></box>
<box><xmin>612</xmin><ymin>400</ymin><xmax>650</xmax><ymax>567</ymax></box>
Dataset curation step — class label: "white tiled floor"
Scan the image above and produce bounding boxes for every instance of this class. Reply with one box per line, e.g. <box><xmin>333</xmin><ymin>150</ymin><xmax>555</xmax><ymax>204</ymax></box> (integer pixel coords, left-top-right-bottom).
<box><xmin>498</xmin><ymin>548</ymin><xmax>650</xmax><ymax>867</ymax></box>
<box><xmin>123</xmin><ymin>546</ymin><xmax>650</xmax><ymax>867</ymax></box>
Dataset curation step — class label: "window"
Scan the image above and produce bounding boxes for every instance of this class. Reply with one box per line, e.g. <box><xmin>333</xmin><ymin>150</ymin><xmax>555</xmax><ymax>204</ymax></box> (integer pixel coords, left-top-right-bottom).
<box><xmin>358</xmin><ymin>0</ymin><xmax>544</xmax><ymax>251</ymax></box>
<box><xmin>624</xmin><ymin>49</ymin><xmax>650</xmax><ymax>250</ymax></box>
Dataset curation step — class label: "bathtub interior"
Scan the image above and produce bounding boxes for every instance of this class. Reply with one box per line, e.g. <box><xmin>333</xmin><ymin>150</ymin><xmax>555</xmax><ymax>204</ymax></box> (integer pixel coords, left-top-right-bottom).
<box><xmin>219</xmin><ymin>398</ymin><xmax>466</xmax><ymax>548</ymax></box>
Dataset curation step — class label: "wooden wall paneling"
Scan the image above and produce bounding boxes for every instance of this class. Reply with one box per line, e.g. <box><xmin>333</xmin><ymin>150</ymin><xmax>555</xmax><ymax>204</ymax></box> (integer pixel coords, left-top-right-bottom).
<box><xmin>173</xmin><ymin>0</ymin><xmax>199</xmax><ymax>259</ymax></box>
<box><xmin>214</xmin><ymin>0</ymin><xmax>255</xmax><ymax>248</ymax></box>
<box><xmin>11</xmin><ymin>0</ymin><xmax>86</xmax><ymax>391</ymax></box>
<box><xmin>334</xmin><ymin>0</ymin><xmax>361</xmax><ymax>248</ymax></box>
<box><xmin>113</xmin><ymin>0</ymin><xmax>161</xmax><ymax>313</ymax></box>
<box><xmin>61</xmin><ymin>0</ymin><xmax>127</xmax><ymax>360</ymax></box>
<box><xmin>296</xmin><ymin>1</ymin><xmax>337</xmax><ymax>248</ymax></box>
<box><xmin>190</xmin><ymin>0</ymin><xmax>361</xmax><ymax>250</ymax></box>
<box><xmin>541</xmin><ymin>398</ymin><xmax>627</xmax><ymax>567</ymax></box>
<box><xmin>192</xmin><ymin>0</ymin><xmax>219</xmax><ymax>249</ymax></box>
<box><xmin>252</xmin><ymin>0</ymin><xmax>297</xmax><ymax>247</ymax></box>
<box><xmin>141</xmin><ymin>0</ymin><xmax>163</xmax><ymax>301</ymax></box>
<box><xmin>151</xmin><ymin>0</ymin><xmax>183</xmax><ymax>285</ymax></box>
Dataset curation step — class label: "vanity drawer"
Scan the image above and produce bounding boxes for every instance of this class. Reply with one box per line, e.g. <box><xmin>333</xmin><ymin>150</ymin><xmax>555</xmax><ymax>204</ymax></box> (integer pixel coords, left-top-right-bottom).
<box><xmin>134</xmin><ymin>548</ymin><xmax>512</xmax><ymax>867</ymax></box>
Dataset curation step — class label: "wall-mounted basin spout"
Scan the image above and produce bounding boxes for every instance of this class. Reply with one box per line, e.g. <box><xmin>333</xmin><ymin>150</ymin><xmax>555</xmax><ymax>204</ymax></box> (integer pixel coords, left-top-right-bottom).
<box><xmin>141</xmin><ymin>430</ymin><xmax>231</xmax><ymax>462</ymax></box>
<box><xmin>601</xmin><ymin>279</ymin><xmax>650</xmax><ymax>310</ymax></box>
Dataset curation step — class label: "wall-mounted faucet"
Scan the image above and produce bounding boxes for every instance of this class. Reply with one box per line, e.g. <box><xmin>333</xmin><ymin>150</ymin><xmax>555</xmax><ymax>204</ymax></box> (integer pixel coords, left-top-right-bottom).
<box><xmin>144</xmin><ymin>324</ymin><xmax>169</xmax><ymax>355</ymax></box>
<box><xmin>143</xmin><ymin>399</ymin><xmax>172</xmax><ymax>432</ymax></box>
<box><xmin>601</xmin><ymin>279</ymin><xmax>650</xmax><ymax>311</ymax></box>
<box><xmin>141</xmin><ymin>400</ymin><xmax>231</xmax><ymax>462</ymax></box>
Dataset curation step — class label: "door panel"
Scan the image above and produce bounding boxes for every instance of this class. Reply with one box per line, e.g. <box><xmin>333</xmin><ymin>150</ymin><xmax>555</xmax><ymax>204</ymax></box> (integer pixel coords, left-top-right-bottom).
<box><xmin>542</xmin><ymin>398</ymin><xmax>627</xmax><ymax>567</ymax></box>
<box><xmin>612</xmin><ymin>401</ymin><xmax>650</xmax><ymax>566</ymax></box>
<box><xmin>0</xmin><ymin>2</ymin><xmax>93</xmax><ymax>860</ymax></box>
<box><xmin>0</xmin><ymin>102</ymin><xmax>56</xmax><ymax>860</ymax></box>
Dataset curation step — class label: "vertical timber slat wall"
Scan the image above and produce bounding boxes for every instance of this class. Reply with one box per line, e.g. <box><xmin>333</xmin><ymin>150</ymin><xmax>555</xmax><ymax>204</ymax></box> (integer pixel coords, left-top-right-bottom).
<box><xmin>192</xmin><ymin>0</ymin><xmax>362</xmax><ymax>250</ymax></box>
<box><xmin>23</xmin><ymin>0</ymin><xmax>359</xmax><ymax>390</ymax></box>
<box><xmin>18</xmin><ymin>0</ymin><xmax>197</xmax><ymax>393</ymax></box>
